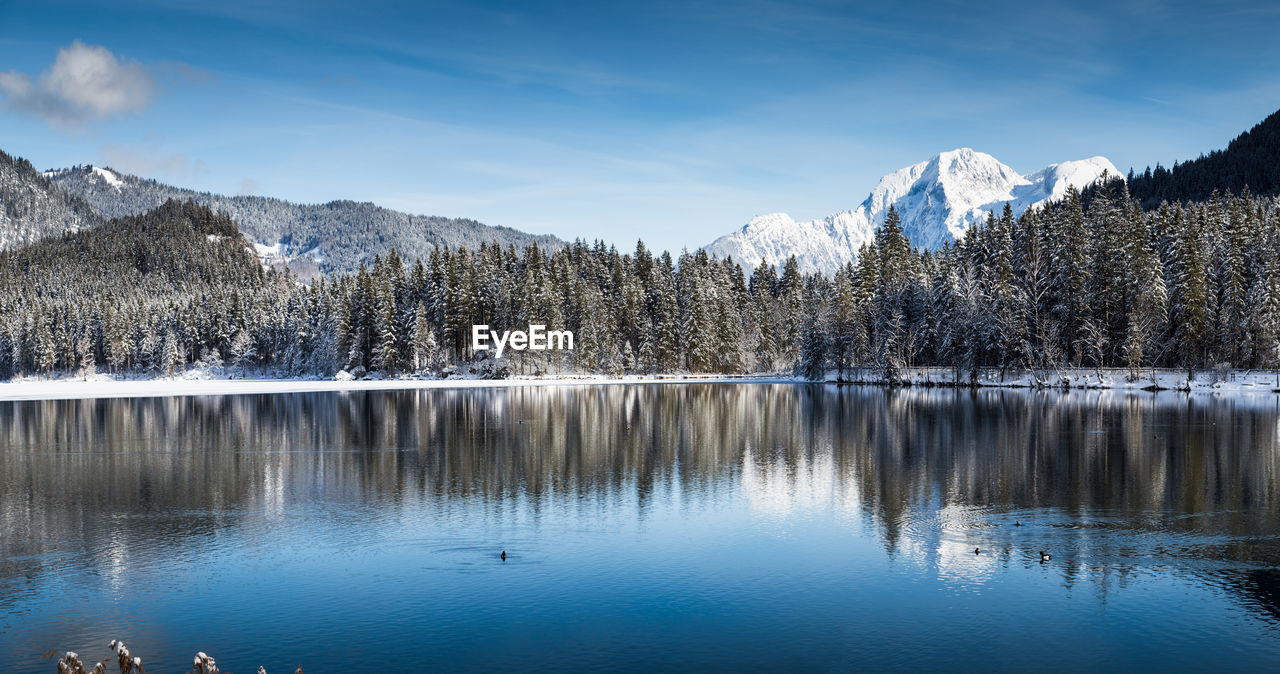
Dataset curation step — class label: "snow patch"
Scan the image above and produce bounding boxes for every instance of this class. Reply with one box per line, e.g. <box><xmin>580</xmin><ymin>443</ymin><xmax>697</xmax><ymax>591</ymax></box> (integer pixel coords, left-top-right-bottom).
<box><xmin>252</xmin><ymin>241</ymin><xmax>286</xmax><ymax>264</ymax></box>
<box><xmin>91</xmin><ymin>166</ymin><xmax>124</xmax><ymax>190</ymax></box>
<box><xmin>0</xmin><ymin>373</ymin><xmax>794</xmax><ymax>402</ymax></box>
<box><xmin>245</xmin><ymin>241</ymin><xmax>324</xmax><ymax>269</ymax></box>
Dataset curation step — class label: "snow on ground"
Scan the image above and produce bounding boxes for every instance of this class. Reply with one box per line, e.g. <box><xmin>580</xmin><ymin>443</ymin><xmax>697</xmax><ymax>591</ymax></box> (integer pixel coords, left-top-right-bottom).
<box><xmin>252</xmin><ymin>241</ymin><xmax>285</xmax><ymax>263</ymax></box>
<box><xmin>0</xmin><ymin>373</ymin><xmax>796</xmax><ymax>402</ymax></box>
<box><xmin>91</xmin><ymin>166</ymin><xmax>124</xmax><ymax>189</ymax></box>
<box><xmin>2</xmin><ymin>367</ymin><xmax>1279</xmax><ymax>402</ymax></box>
<box><xmin>823</xmin><ymin>366</ymin><xmax>1280</xmax><ymax>394</ymax></box>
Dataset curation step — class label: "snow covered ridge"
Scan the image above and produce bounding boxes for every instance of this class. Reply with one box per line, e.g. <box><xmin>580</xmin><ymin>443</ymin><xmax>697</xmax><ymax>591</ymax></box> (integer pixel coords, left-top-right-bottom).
<box><xmin>42</xmin><ymin>165</ymin><xmax>124</xmax><ymax>189</ymax></box>
<box><xmin>44</xmin><ymin>162</ymin><xmax>564</xmax><ymax>277</ymax></box>
<box><xmin>704</xmin><ymin>149</ymin><xmax>1118</xmax><ymax>276</ymax></box>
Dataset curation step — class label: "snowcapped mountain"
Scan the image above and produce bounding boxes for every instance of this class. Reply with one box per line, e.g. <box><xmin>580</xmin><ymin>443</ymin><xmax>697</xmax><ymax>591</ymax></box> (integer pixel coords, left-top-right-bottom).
<box><xmin>46</xmin><ymin>164</ymin><xmax>564</xmax><ymax>277</ymax></box>
<box><xmin>0</xmin><ymin>150</ymin><xmax>102</xmax><ymax>249</ymax></box>
<box><xmin>705</xmin><ymin>148</ymin><xmax>1118</xmax><ymax>276</ymax></box>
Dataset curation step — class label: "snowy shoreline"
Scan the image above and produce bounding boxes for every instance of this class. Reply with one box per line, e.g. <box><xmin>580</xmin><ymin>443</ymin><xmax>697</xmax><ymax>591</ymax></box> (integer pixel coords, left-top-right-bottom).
<box><xmin>1</xmin><ymin>367</ymin><xmax>1278</xmax><ymax>402</ymax></box>
<box><xmin>821</xmin><ymin>366</ymin><xmax>1280</xmax><ymax>395</ymax></box>
<box><xmin>0</xmin><ymin>373</ymin><xmax>799</xmax><ymax>402</ymax></box>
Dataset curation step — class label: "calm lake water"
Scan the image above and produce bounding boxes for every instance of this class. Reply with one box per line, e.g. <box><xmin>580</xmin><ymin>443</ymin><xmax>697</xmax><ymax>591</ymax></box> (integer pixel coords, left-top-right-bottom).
<box><xmin>3</xmin><ymin>384</ymin><xmax>1280</xmax><ymax>672</ymax></box>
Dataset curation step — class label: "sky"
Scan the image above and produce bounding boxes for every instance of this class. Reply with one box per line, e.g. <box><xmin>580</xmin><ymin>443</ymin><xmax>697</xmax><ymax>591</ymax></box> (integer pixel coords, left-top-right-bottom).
<box><xmin>1</xmin><ymin>0</ymin><xmax>1279</xmax><ymax>253</ymax></box>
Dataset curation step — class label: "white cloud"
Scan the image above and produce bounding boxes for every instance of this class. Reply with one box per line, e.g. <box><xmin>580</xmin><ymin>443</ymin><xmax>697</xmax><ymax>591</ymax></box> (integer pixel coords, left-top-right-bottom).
<box><xmin>0</xmin><ymin>41</ymin><xmax>155</xmax><ymax>127</ymax></box>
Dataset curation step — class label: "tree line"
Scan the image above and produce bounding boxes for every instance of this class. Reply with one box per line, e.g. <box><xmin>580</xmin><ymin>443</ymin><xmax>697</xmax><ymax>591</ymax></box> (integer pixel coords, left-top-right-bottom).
<box><xmin>1</xmin><ymin>184</ymin><xmax>1278</xmax><ymax>381</ymax></box>
<box><xmin>1114</xmin><ymin>107</ymin><xmax>1280</xmax><ymax>208</ymax></box>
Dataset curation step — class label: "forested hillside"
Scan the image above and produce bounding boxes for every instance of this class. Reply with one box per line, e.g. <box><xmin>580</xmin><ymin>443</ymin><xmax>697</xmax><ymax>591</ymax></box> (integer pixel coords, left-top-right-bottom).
<box><xmin>0</xmin><ymin>200</ymin><xmax>293</xmax><ymax>377</ymax></box>
<box><xmin>47</xmin><ymin>164</ymin><xmax>563</xmax><ymax>276</ymax></box>
<box><xmin>0</xmin><ymin>150</ymin><xmax>101</xmax><ymax>249</ymax></box>
<box><xmin>1119</xmin><ymin>107</ymin><xmax>1280</xmax><ymax>207</ymax></box>
<box><xmin>3</xmin><ymin>180</ymin><xmax>1279</xmax><ymax>382</ymax></box>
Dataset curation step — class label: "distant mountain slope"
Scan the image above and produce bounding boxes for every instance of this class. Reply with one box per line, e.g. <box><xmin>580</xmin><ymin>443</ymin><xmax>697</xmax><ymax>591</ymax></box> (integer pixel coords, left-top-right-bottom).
<box><xmin>0</xmin><ymin>198</ymin><xmax>283</xmax><ymax>377</ymax></box>
<box><xmin>48</xmin><ymin>165</ymin><xmax>564</xmax><ymax>276</ymax></box>
<box><xmin>0</xmin><ymin>150</ymin><xmax>102</xmax><ymax>249</ymax></box>
<box><xmin>705</xmin><ymin>148</ymin><xmax>1117</xmax><ymax>276</ymax></box>
<box><xmin>1122</xmin><ymin>107</ymin><xmax>1280</xmax><ymax>207</ymax></box>
<box><xmin>1</xmin><ymin>198</ymin><xmax>264</xmax><ymax>301</ymax></box>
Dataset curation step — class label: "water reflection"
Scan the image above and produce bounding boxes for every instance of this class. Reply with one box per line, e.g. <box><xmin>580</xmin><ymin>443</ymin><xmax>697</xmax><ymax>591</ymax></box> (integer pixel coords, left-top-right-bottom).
<box><xmin>5</xmin><ymin>386</ymin><xmax>1280</xmax><ymax>569</ymax></box>
<box><xmin>2</xmin><ymin>384</ymin><xmax>1280</xmax><ymax>670</ymax></box>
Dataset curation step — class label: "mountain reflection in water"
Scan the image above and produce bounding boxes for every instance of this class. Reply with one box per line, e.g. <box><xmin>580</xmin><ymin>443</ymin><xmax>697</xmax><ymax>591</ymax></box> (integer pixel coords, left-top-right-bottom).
<box><xmin>2</xmin><ymin>384</ymin><xmax>1279</xmax><ymax>671</ymax></box>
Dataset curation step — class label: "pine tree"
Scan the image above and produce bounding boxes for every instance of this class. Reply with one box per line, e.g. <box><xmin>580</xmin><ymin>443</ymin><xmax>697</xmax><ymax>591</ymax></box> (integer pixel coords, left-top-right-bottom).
<box><xmin>231</xmin><ymin>330</ymin><xmax>256</xmax><ymax>376</ymax></box>
<box><xmin>796</xmin><ymin>277</ymin><xmax>830</xmax><ymax>379</ymax></box>
<box><xmin>1123</xmin><ymin>197</ymin><xmax>1168</xmax><ymax>374</ymax></box>
<box><xmin>1049</xmin><ymin>187</ymin><xmax>1090</xmax><ymax>365</ymax></box>
<box><xmin>777</xmin><ymin>256</ymin><xmax>804</xmax><ymax>364</ymax></box>
<box><xmin>1168</xmin><ymin>205</ymin><xmax>1210</xmax><ymax>368</ymax></box>
<box><xmin>1215</xmin><ymin>194</ymin><xmax>1249</xmax><ymax>365</ymax></box>
<box><xmin>654</xmin><ymin>253</ymin><xmax>681</xmax><ymax>372</ymax></box>
<box><xmin>830</xmin><ymin>266</ymin><xmax>858</xmax><ymax>378</ymax></box>
<box><xmin>374</xmin><ymin>276</ymin><xmax>399</xmax><ymax>374</ymax></box>
<box><xmin>33</xmin><ymin>314</ymin><xmax>56</xmax><ymax>377</ymax></box>
<box><xmin>75</xmin><ymin>333</ymin><xmax>96</xmax><ymax>379</ymax></box>
<box><xmin>162</xmin><ymin>329</ymin><xmax>183</xmax><ymax>376</ymax></box>
<box><xmin>411</xmin><ymin>301</ymin><xmax>437</xmax><ymax>373</ymax></box>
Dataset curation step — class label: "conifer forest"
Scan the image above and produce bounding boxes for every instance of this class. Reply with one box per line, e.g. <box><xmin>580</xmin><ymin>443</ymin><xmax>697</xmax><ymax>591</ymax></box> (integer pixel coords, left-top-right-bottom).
<box><xmin>2</xmin><ymin>177</ymin><xmax>1278</xmax><ymax>383</ymax></box>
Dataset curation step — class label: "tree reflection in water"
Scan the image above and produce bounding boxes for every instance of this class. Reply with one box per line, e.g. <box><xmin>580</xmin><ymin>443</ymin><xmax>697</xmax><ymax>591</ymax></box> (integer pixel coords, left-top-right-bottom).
<box><xmin>2</xmin><ymin>384</ymin><xmax>1280</xmax><ymax>669</ymax></box>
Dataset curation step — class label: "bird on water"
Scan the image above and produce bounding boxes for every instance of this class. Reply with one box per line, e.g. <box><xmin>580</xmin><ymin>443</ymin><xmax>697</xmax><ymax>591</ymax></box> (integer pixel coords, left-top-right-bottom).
<box><xmin>501</xmin><ymin>550</ymin><xmax>507</xmax><ymax>561</ymax></box>
<box><xmin>1039</xmin><ymin>551</ymin><xmax>1051</xmax><ymax>562</ymax></box>
<box><xmin>974</xmin><ymin>548</ymin><xmax>981</xmax><ymax>555</ymax></box>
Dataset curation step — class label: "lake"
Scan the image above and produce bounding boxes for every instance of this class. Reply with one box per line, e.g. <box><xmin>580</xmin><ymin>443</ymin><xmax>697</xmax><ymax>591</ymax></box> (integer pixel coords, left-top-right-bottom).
<box><xmin>2</xmin><ymin>384</ymin><xmax>1279</xmax><ymax>672</ymax></box>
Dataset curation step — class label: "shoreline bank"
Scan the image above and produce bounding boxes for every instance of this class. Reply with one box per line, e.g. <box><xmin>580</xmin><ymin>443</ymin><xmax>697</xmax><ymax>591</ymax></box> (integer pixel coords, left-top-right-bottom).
<box><xmin>1</xmin><ymin>368</ymin><xmax>1277</xmax><ymax>402</ymax></box>
<box><xmin>821</xmin><ymin>366</ymin><xmax>1280</xmax><ymax>394</ymax></box>
<box><xmin>0</xmin><ymin>373</ymin><xmax>797</xmax><ymax>402</ymax></box>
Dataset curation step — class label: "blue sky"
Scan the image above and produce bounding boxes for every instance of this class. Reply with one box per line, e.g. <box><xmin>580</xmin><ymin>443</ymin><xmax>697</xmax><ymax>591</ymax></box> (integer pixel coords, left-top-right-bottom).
<box><xmin>2</xmin><ymin>0</ymin><xmax>1279</xmax><ymax>253</ymax></box>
